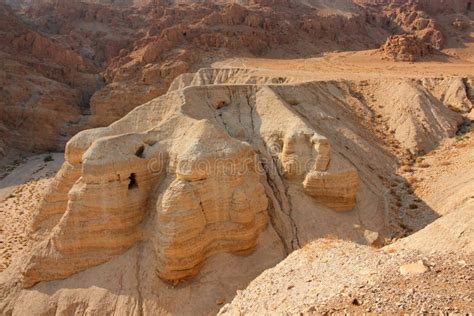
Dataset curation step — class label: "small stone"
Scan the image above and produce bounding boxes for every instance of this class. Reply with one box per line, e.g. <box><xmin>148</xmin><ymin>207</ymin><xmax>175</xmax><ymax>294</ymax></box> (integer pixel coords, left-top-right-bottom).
<box><xmin>399</xmin><ymin>260</ymin><xmax>429</xmax><ymax>275</ymax></box>
<box><xmin>364</xmin><ymin>230</ymin><xmax>380</xmax><ymax>245</ymax></box>
<box><xmin>352</xmin><ymin>298</ymin><xmax>362</xmax><ymax>306</ymax></box>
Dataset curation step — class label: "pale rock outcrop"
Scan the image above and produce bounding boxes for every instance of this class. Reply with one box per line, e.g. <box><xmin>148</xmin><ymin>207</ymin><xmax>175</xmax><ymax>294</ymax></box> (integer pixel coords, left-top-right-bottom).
<box><xmin>3</xmin><ymin>69</ymin><xmax>471</xmax><ymax>313</ymax></box>
<box><xmin>440</xmin><ymin>78</ymin><xmax>473</xmax><ymax>113</ymax></box>
<box><xmin>303</xmin><ymin>156</ymin><xmax>359</xmax><ymax>212</ymax></box>
<box><xmin>252</xmin><ymin>87</ymin><xmax>358</xmax><ymax>212</ymax></box>
<box><xmin>422</xmin><ymin>77</ymin><xmax>473</xmax><ymax>113</ymax></box>
<box><xmin>16</xmin><ymin>70</ymin><xmax>465</xmax><ymax>289</ymax></box>
<box><xmin>442</xmin><ymin>78</ymin><xmax>473</xmax><ymax>113</ymax></box>
<box><xmin>18</xmin><ymin>73</ymin><xmax>360</xmax><ymax>288</ymax></box>
<box><xmin>399</xmin><ymin>260</ymin><xmax>429</xmax><ymax>275</ymax></box>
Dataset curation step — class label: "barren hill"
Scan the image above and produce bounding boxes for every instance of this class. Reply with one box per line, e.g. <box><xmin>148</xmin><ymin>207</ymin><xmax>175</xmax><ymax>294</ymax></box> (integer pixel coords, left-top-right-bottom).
<box><xmin>1</xmin><ymin>0</ymin><xmax>473</xmax><ymax>159</ymax></box>
<box><xmin>1</xmin><ymin>65</ymin><xmax>473</xmax><ymax>313</ymax></box>
<box><xmin>0</xmin><ymin>0</ymin><xmax>473</xmax><ymax>314</ymax></box>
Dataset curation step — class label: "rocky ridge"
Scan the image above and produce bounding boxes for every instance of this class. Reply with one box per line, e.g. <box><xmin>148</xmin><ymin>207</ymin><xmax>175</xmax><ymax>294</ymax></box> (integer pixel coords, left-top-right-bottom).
<box><xmin>0</xmin><ymin>1</ymin><xmax>100</xmax><ymax>155</ymax></box>
<box><xmin>219</xmin><ymin>239</ymin><xmax>474</xmax><ymax>314</ymax></box>
<box><xmin>0</xmin><ymin>67</ymin><xmax>471</xmax><ymax>314</ymax></box>
<box><xmin>0</xmin><ymin>1</ymin><xmax>473</xmax><ymax>314</ymax></box>
<box><xmin>2</xmin><ymin>0</ymin><xmax>472</xmax><ymax>159</ymax></box>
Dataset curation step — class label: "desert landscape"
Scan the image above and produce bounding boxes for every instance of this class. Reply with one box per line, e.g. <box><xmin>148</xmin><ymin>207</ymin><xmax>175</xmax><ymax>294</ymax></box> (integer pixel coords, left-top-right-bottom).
<box><xmin>0</xmin><ymin>0</ymin><xmax>473</xmax><ymax>314</ymax></box>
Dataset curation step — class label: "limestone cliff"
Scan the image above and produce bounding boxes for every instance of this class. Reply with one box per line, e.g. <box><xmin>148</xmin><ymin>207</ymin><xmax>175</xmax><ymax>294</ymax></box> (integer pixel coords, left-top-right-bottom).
<box><xmin>17</xmin><ymin>72</ymin><xmax>362</xmax><ymax>287</ymax></box>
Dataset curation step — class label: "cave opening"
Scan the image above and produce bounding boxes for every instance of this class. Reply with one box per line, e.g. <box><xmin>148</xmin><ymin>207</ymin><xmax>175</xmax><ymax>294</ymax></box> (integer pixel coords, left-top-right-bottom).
<box><xmin>135</xmin><ymin>145</ymin><xmax>145</xmax><ymax>158</ymax></box>
<box><xmin>128</xmin><ymin>173</ymin><xmax>138</xmax><ymax>189</ymax></box>
<box><xmin>468</xmin><ymin>2</ymin><xmax>472</xmax><ymax>11</ymax></box>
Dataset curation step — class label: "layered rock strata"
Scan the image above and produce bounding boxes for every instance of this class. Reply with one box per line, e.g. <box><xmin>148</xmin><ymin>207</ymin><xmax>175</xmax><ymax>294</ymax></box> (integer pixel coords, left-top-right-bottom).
<box><xmin>20</xmin><ymin>74</ymin><xmax>360</xmax><ymax>287</ymax></box>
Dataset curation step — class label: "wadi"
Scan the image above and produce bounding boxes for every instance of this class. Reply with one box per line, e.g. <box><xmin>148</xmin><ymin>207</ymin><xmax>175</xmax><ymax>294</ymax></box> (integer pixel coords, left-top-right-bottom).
<box><xmin>0</xmin><ymin>0</ymin><xmax>473</xmax><ymax>314</ymax></box>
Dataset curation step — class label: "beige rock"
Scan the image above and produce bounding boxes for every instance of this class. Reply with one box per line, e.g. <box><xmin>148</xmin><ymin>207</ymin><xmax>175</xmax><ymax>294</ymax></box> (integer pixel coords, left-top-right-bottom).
<box><xmin>443</xmin><ymin>78</ymin><xmax>473</xmax><ymax>113</ymax></box>
<box><xmin>399</xmin><ymin>260</ymin><xmax>429</xmax><ymax>276</ymax></box>
<box><xmin>2</xmin><ymin>67</ymin><xmax>472</xmax><ymax>313</ymax></box>
<box><xmin>15</xmin><ymin>73</ymin><xmax>362</xmax><ymax>288</ymax></box>
<box><xmin>422</xmin><ymin>77</ymin><xmax>473</xmax><ymax>113</ymax></box>
<box><xmin>1</xmin><ymin>1</ymin><xmax>474</xmax><ymax>314</ymax></box>
<box><xmin>364</xmin><ymin>229</ymin><xmax>380</xmax><ymax>246</ymax></box>
<box><xmin>303</xmin><ymin>156</ymin><xmax>359</xmax><ymax>212</ymax></box>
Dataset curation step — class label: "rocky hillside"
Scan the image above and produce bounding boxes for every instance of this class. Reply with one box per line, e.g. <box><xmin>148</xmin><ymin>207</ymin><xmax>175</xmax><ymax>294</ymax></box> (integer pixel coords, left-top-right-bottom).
<box><xmin>0</xmin><ymin>1</ymin><xmax>99</xmax><ymax>154</ymax></box>
<box><xmin>1</xmin><ymin>0</ymin><xmax>472</xmax><ymax>159</ymax></box>
<box><xmin>220</xmin><ymin>239</ymin><xmax>473</xmax><ymax>314</ymax></box>
<box><xmin>0</xmin><ymin>1</ymin><xmax>473</xmax><ymax>314</ymax></box>
<box><xmin>0</xmin><ymin>66</ymin><xmax>472</xmax><ymax>313</ymax></box>
<box><xmin>221</xmin><ymin>129</ymin><xmax>474</xmax><ymax>314</ymax></box>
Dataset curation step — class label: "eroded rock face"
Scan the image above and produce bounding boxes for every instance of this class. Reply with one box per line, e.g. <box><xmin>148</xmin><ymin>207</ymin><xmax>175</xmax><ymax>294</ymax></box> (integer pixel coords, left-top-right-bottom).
<box><xmin>440</xmin><ymin>78</ymin><xmax>473</xmax><ymax>113</ymax></box>
<box><xmin>0</xmin><ymin>1</ymin><xmax>98</xmax><ymax>154</ymax></box>
<box><xmin>86</xmin><ymin>0</ymin><xmax>392</xmax><ymax>127</ymax></box>
<box><xmin>358</xmin><ymin>0</ymin><xmax>474</xmax><ymax>52</ymax></box>
<box><xmin>19</xmin><ymin>72</ymin><xmax>360</xmax><ymax>287</ymax></box>
<box><xmin>1</xmin><ymin>68</ymin><xmax>469</xmax><ymax>313</ymax></box>
<box><xmin>2</xmin><ymin>0</ymin><xmax>388</xmax><ymax>155</ymax></box>
<box><xmin>381</xmin><ymin>34</ymin><xmax>434</xmax><ymax>62</ymax></box>
<box><xmin>421</xmin><ymin>77</ymin><xmax>473</xmax><ymax>113</ymax></box>
<box><xmin>3</xmin><ymin>0</ymin><xmax>470</xmax><ymax>158</ymax></box>
<box><xmin>14</xmin><ymin>69</ymin><xmax>465</xmax><ymax>289</ymax></box>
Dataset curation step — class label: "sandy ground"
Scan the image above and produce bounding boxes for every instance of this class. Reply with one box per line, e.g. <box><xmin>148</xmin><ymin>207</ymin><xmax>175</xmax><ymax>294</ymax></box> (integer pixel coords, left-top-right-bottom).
<box><xmin>0</xmin><ymin>153</ymin><xmax>63</xmax><ymax>272</ymax></box>
<box><xmin>213</xmin><ymin>48</ymin><xmax>474</xmax><ymax>80</ymax></box>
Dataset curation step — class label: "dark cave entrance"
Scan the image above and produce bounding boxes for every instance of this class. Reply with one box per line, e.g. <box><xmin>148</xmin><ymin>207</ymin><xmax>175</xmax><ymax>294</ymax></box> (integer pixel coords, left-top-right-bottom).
<box><xmin>128</xmin><ymin>173</ymin><xmax>138</xmax><ymax>189</ymax></box>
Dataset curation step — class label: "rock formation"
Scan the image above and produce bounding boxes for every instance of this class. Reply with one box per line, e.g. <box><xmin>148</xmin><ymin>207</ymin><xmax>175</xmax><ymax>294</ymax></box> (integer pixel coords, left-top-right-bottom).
<box><xmin>3</xmin><ymin>0</ymin><xmax>387</xmax><ymax>155</ymax></box>
<box><xmin>423</xmin><ymin>77</ymin><xmax>473</xmax><ymax>113</ymax></box>
<box><xmin>2</xmin><ymin>0</ymin><xmax>471</xmax><ymax>158</ymax></box>
<box><xmin>0</xmin><ymin>1</ymin><xmax>97</xmax><ymax>154</ymax></box>
<box><xmin>359</xmin><ymin>0</ymin><xmax>473</xmax><ymax>54</ymax></box>
<box><xmin>16</xmin><ymin>70</ymin><xmax>361</xmax><ymax>288</ymax></box>
<box><xmin>0</xmin><ymin>1</ymin><xmax>473</xmax><ymax>314</ymax></box>
<box><xmin>220</xmin><ymin>124</ymin><xmax>474</xmax><ymax>314</ymax></box>
<box><xmin>87</xmin><ymin>0</ymin><xmax>392</xmax><ymax>127</ymax></box>
<box><xmin>1</xmin><ymin>67</ymin><xmax>471</xmax><ymax>313</ymax></box>
<box><xmin>381</xmin><ymin>34</ymin><xmax>434</xmax><ymax>61</ymax></box>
